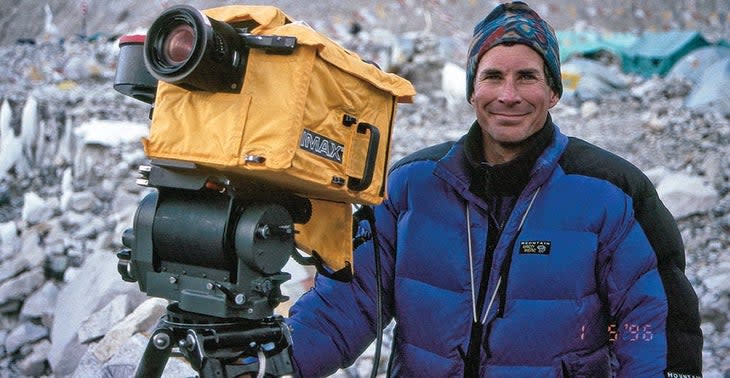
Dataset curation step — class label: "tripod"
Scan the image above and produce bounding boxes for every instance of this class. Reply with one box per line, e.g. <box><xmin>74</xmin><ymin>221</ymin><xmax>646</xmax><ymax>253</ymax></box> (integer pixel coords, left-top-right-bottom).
<box><xmin>134</xmin><ymin>303</ymin><xmax>294</xmax><ymax>378</ymax></box>
<box><xmin>115</xmin><ymin>163</ymin><xmax>305</xmax><ymax>377</ymax></box>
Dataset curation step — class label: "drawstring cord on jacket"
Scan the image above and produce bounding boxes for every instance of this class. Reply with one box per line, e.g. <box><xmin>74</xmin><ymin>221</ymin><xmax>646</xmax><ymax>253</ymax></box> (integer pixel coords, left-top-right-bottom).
<box><xmin>467</xmin><ymin>186</ymin><xmax>541</xmax><ymax>325</ymax></box>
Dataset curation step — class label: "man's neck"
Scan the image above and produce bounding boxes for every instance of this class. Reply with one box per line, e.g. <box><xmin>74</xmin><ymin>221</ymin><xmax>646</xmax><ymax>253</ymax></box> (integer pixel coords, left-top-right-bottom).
<box><xmin>482</xmin><ymin>127</ymin><xmax>548</xmax><ymax>165</ymax></box>
<box><xmin>464</xmin><ymin>118</ymin><xmax>554</xmax><ymax>199</ymax></box>
<box><xmin>483</xmin><ymin>143</ymin><xmax>524</xmax><ymax>165</ymax></box>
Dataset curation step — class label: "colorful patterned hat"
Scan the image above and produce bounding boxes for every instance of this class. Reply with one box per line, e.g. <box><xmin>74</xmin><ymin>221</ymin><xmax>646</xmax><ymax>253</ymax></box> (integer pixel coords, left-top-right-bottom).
<box><xmin>466</xmin><ymin>1</ymin><xmax>562</xmax><ymax>101</ymax></box>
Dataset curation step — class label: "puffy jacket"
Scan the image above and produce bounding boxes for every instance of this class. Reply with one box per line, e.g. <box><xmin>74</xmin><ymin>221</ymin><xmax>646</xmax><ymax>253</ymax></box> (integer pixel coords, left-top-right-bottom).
<box><xmin>287</xmin><ymin>121</ymin><xmax>702</xmax><ymax>377</ymax></box>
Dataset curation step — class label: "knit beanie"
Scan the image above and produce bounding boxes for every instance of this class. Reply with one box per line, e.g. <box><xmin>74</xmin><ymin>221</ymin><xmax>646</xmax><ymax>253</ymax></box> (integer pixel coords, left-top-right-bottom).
<box><xmin>466</xmin><ymin>1</ymin><xmax>562</xmax><ymax>101</ymax></box>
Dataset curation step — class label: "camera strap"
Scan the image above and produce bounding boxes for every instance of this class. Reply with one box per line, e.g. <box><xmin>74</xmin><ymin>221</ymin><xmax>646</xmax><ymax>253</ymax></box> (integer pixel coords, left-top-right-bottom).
<box><xmin>291</xmin><ymin>248</ymin><xmax>353</xmax><ymax>282</ymax></box>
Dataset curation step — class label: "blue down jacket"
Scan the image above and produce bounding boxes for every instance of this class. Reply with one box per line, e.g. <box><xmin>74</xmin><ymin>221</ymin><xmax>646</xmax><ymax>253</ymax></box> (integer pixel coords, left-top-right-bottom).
<box><xmin>288</xmin><ymin>122</ymin><xmax>701</xmax><ymax>377</ymax></box>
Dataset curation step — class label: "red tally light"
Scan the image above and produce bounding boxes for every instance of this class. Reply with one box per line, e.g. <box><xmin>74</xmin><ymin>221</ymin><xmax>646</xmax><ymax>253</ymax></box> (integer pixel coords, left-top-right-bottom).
<box><xmin>163</xmin><ymin>25</ymin><xmax>195</xmax><ymax>65</ymax></box>
<box><xmin>119</xmin><ymin>34</ymin><xmax>146</xmax><ymax>45</ymax></box>
<box><xmin>205</xmin><ymin>180</ymin><xmax>225</xmax><ymax>193</ymax></box>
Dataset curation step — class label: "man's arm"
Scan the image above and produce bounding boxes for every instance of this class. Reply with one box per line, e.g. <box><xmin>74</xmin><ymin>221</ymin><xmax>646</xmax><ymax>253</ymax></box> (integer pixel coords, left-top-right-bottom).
<box><xmin>599</xmin><ymin>186</ymin><xmax>702</xmax><ymax>377</ymax></box>
<box><xmin>601</xmin><ymin>215</ymin><xmax>669</xmax><ymax>377</ymax></box>
<box><xmin>287</xmin><ymin>200</ymin><xmax>397</xmax><ymax>377</ymax></box>
<box><xmin>632</xmin><ymin>190</ymin><xmax>703</xmax><ymax>377</ymax></box>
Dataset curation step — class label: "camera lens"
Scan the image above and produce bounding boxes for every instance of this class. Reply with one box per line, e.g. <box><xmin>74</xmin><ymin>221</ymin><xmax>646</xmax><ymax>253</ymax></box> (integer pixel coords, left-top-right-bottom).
<box><xmin>143</xmin><ymin>5</ymin><xmax>247</xmax><ymax>93</ymax></box>
<box><xmin>162</xmin><ymin>25</ymin><xmax>195</xmax><ymax>65</ymax></box>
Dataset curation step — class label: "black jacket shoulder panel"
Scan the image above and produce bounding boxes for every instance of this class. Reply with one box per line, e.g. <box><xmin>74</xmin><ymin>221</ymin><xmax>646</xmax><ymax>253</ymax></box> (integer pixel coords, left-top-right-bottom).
<box><xmin>558</xmin><ymin>137</ymin><xmax>653</xmax><ymax>198</ymax></box>
<box><xmin>389</xmin><ymin>141</ymin><xmax>455</xmax><ymax>174</ymax></box>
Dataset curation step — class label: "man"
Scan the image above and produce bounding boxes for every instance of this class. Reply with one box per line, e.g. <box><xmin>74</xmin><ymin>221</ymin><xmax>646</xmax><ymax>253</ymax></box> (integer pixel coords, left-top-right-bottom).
<box><xmin>287</xmin><ymin>2</ymin><xmax>703</xmax><ymax>377</ymax></box>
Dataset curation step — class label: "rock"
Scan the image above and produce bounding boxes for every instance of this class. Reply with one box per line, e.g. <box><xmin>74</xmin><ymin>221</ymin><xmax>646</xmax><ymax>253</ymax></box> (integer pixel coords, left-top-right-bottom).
<box><xmin>42</xmin><ymin>218</ymin><xmax>68</xmax><ymax>249</ymax></box>
<box><xmin>720</xmin><ymin>214</ymin><xmax>730</xmax><ymax>233</ymax></box>
<box><xmin>642</xmin><ymin>112</ymin><xmax>667</xmax><ymax>132</ymax></box>
<box><xmin>74</xmin><ymin>333</ymin><xmax>196</xmax><ymax>378</ymax></box>
<box><xmin>0</xmin><ymin>227</ymin><xmax>45</xmax><ymax>282</ymax></box>
<box><xmin>47</xmin><ymin>250</ymin><xmax>146</xmax><ymax>376</ymax></box>
<box><xmin>17</xmin><ymin>339</ymin><xmax>51</xmax><ymax>376</ymax></box>
<box><xmin>64</xmin><ymin>56</ymin><xmax>96</xmax><ymax>82</ymax></box>
<box><xmin>20</xmin><ymin>192</ymin><xmax>54</xmax><ymax>225</ymax></box>
<box><xmin>77</xmin><ymin>294</ymin><xmax>134</xmax><ymax>344</ymax></box>
<box><xmin>0</xmin><ymin>221</ymin><xmax>19</xmax><ymax>259</ymax></box>
<box><xmin>0</xmin><ymin>183</ymin><xmax>10</xmax><ymax>206</ymax></box>
<box><xmin>90</xmin><ymin>297</ymin><xmax>167</xmax><ymax>363</ymax></box>
<box><xmin>0</xmin><ymin>328</ymin><xmax>8</xmax><ymax>357</ymax></box>
<box><xmin>59</xmin><ymin>210</ymin><xmax>90</xmax><ymax>232</ymax></box>
<box><xmin>44</xmin><ymin>254</ymin><xmax>68</xmax><ymax>281</ymax></box>
<box><xmin>656</xmin><ymin>173</ymin><xmax>720</xmax><ymax>219</ymax></box>
<box><xmin>0</xmin><ymin>299</ymin><xmax>21</xmax><ymax>314</ymax></box>
<box><xmin>5</xmin><ymin>322</ymin><xmax>48</xmax><ymax>355</ymax></box>
<box><xmin>580</xmin><ymin>101</ymin><xmax>600</xmax><ymax>119</ymax></box>
<box><xmin>0</xmin><ymin>268</ymin><xmax>44</xmax><ymax>307</ymax></box>
<box><xmin>643</xmin><ymin>166</ymin><xmax>671</xmax><ymax>187</ymax></box>
<box><xmin>74</xmin><ymin>216</ymin><xmax>106</xmax><ymax>239</ymax></box>
<box><xmin>20</xmin><ymin>281</ymin><xmax>60</xmax><ymax>326</ymax></box>
<box><xmin>702</xmin><ymin>261</ymin><xmax>730</xmax><ymax>306</ymax></box>
<box><xmin>67</xmin><ymin>191</ymin><xmax>99</xmax><ymax>213</ymax></box>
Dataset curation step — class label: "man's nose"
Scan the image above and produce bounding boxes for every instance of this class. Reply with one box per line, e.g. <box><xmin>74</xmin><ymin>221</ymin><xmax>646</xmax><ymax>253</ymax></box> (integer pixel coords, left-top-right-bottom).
<box><xmin>498</xmin><ymin>79</ymin><xmax>521</xmax><ymax>105</ymax></box>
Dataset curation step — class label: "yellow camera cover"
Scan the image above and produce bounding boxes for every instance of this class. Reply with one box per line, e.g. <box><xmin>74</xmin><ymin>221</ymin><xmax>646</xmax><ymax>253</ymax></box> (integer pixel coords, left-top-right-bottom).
<box><xmin>142</xmin><ymin>5</ymin><xmax>415</xmax><ymax>273</ymax></box>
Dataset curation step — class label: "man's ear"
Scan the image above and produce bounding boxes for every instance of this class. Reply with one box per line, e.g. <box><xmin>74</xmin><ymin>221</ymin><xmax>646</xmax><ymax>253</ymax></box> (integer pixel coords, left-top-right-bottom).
<box><xmin>548</xmin><ymin>90</ymin><xmax>559</xmax><ymax>108</ymax></box>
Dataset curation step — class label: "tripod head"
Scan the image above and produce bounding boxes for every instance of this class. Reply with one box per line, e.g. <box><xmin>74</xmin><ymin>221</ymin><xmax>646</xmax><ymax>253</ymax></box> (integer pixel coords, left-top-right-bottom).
<box><xmin>117</xmin><ymin>159</ymin><xmax>313</xmax><ymax>319</ymax></box>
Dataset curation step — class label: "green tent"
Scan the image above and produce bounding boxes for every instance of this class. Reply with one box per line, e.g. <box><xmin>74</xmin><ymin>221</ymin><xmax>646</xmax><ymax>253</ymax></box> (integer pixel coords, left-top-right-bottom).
<box><xmin>557</xmin><ymin>30</ymin><xmax>636</xmax><ymax>62</ymax></box>
<box><xmin>619</xmin><ymin>31</ymin><xmax>709</xmax><ymax>78</ymax></box>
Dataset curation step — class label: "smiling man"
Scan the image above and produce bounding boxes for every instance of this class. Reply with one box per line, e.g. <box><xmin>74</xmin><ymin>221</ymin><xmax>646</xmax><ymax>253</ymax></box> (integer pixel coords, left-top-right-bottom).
<box><xmin>287</xmin><ymin>2</ymin><xmax>703</xmax><ymax>377</ymax></box>
<box><xmin>470</xmin><ymin>43</ymin><xmax>559</xmax><ymax>163</ymax></box>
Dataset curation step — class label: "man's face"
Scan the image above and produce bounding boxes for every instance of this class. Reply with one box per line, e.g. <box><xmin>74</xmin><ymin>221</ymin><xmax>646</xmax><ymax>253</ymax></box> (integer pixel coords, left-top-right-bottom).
<box><xmin>470</xmin><ymin>44</ymin><xmax>559</xmax><ymax>163</ymax></box>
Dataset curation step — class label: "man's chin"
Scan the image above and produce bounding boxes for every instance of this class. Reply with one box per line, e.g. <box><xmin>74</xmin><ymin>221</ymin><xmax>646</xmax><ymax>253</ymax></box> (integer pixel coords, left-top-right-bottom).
<box><xmin>492</xmin><ymin>131</ymin><xmax>532</xmax><ymax>147</ymax></box>
<box><xmin>492</xmin><ymin>129</ymin><xmax>541</xmax><ymax>150</ymax></box>
<box><xmin>498</xmin><ymin>139</ymin><xmax>527</xmax><ymax>148</ymax></box>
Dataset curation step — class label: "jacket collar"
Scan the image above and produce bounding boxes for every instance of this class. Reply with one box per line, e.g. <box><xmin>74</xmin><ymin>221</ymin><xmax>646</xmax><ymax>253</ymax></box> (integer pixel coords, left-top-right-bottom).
<box><xmin>464</xmin><ymin>117</ymin><xmax>555</xmax><ymax>198</ymax></box>
<box><xmin>434</xmin><ymin>114</ymin><xmax>568</xmax><ymax>201</ymax></box>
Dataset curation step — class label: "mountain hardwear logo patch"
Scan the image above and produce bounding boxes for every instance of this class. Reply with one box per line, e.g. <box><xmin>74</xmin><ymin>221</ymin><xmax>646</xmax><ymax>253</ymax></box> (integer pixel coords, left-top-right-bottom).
<box><xmin>519</xmin><ymin>240</ymin><xmax>551</xmax><ymax>255</ymax></box>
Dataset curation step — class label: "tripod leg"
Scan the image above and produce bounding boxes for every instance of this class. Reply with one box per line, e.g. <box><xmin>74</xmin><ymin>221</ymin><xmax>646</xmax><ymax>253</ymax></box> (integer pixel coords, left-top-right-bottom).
<box><xmin>134</xmin><ymin>327</ymin><xmax>174</xmax><ymax>378</ymax></box>
<box><xmin>199</xmin><ymin>358</ymin><xmax>226</xmax><ymax>378</ymax></box>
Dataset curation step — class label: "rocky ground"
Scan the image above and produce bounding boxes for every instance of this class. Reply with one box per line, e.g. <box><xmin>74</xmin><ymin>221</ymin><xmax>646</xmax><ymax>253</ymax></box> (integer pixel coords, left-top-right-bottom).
<box><xmin>0</xmin><ymin>2</ymin><xmax>729</xmax><ymax>377</ymax></box>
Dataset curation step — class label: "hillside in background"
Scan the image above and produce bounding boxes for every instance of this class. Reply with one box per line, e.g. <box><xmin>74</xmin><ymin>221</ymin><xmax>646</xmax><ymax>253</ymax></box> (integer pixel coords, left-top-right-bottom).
<box><xmin>2</xmin><ymin>0</ymin><xmax>729</xmax><ymax>47</ymax></box>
